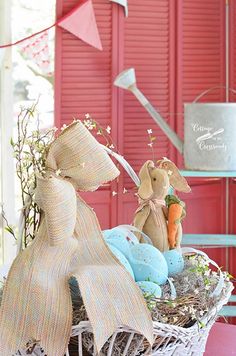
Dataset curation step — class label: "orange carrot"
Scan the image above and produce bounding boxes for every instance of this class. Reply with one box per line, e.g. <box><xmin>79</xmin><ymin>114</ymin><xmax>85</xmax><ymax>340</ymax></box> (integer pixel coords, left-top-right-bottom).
<box><xmin>167</xmin><ymin>204</ymin><xmax>183</xmax><ymax>248</ymax></box>
<box><xmin>165</xmin><ymin>195</ymin><xmax>186</xmax><ymax>249</ymax></box>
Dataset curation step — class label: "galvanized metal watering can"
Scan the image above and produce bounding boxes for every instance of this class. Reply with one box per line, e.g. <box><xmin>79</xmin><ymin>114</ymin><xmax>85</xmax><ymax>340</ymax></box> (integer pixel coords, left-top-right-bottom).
<box><xmin>114</xmin><ymin>68</ymin><xmax>236</xmax><ymax>171</ymax></box>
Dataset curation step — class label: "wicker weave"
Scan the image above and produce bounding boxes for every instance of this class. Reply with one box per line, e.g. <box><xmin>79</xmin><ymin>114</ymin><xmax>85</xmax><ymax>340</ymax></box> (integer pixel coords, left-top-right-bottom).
<box><xmin>66</xmin><ymin>282</ymin><xmax>233</xmax><ymax>356</ymax></box>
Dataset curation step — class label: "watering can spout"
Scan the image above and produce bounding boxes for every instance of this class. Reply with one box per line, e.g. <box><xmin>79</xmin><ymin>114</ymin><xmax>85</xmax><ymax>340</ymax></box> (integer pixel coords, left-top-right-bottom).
<box><xmin>114</xmin><ymin>68</ymin><xmax>184</xmax><ymax>155</ymax></box>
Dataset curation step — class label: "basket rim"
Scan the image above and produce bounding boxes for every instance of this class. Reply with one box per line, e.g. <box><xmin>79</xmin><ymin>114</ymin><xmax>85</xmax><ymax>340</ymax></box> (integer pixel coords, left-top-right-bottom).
<box><xmin>71</xmin><ymin>282</ymin><xmax>233</xmax><ymax>336</ymax></box>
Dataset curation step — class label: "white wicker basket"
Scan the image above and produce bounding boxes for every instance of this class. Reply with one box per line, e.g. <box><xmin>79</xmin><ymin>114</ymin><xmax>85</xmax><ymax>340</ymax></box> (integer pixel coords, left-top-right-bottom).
<box><xmin>66</xmin><ymin>282</ymin><xmax>233</xmax><ymax>356</ymax></box>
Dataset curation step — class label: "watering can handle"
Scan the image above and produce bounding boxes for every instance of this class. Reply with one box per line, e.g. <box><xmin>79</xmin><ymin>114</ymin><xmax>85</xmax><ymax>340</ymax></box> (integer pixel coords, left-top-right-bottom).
<box><xmin>193</xmin><ymin>86</ymin><xmax>236</xmax><ymax>103</ymax></box>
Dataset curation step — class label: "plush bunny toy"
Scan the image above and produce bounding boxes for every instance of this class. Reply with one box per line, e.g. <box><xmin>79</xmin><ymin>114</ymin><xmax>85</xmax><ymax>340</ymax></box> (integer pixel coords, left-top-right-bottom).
<box><xmin>133</xmin><ymin>158</ymin><xmax>191</xmax><ymax>252</ymax></box>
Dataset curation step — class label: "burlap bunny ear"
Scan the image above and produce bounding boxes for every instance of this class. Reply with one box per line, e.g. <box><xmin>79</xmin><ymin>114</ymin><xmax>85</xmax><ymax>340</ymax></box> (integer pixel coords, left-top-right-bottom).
<box><xmin>138</xmin><ymin>160</ymin><xmax>155</xmax><ymax>199</ymax></box>
<box><xmin>157</xmin><ymin>159</ymin><xmax>191</xmax><ymax>193</ymax></box>
<box><xmin>45</xmin><ymin>121</ymin><xmax>120</xmax><ymax>191</ymax></box>
<box><xmin>35</xmin><ymin>175</ymin><xmax>77</xmax><ymax>246</ymax></box>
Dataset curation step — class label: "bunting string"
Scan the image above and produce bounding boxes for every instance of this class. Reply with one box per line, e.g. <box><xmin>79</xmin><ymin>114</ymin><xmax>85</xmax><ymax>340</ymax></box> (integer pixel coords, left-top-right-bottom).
<box><xmin>19</xmin><ymin>30</ymin><xmax>53</xmax><ymax>75</ymax></box>
<box><xmin>0</xmin><ymin>24</ymin><xmax>55</xmax><ymax>49</ymax></box>
<box><xmin>0</xmin><ymin>0</ymin><xmax>102</xmax><ymax>51</ymax></box>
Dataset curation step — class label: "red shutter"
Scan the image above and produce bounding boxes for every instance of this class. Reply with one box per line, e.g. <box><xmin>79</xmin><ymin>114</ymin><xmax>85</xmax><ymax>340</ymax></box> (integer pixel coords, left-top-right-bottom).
<box><xmin>123</xmin><ymin>0</ymin><xmax>176</xmax><ymax>180</ymax></box>
<box><xmin>55</xmin><ymin>0</ymin><xmax>176</xmax><ymax>227</ymax></box>
<box><xmin>55</xmin><ymin>0</ymin><xmax>232</xmax><ymax>266</ymax></box>
<box><xmin>117</xmin><ymin>0</ymin><xmax>176</xmax><ymax>224</ymax></box>
<box><xmin>181</xmin><ymin>179</ymin><xmax>226</xmax><ymax>235</ymax></box>
<box><xmin>179</xmin><ymin>178</ymin><xmax>227</xmax><ymax>265</ymax></box>
<box><xmin>55</xmin><ymin>0</ymin><xmax>235</xmax><ymax>323</ymax></box>
<box><xmin>176</xmin><ymin>0</ymin><xmax>226</xmax><ymax>153</ymax></box>
<box><xmin>229</xmin><ymin>0</ymin><xmax>236</xmax><ymax>98</ymax></box>
<box><xmin>229</xmin><ymin>0</ymin><xmax>236</xmax><ymax>308</ymax></box>
<box><xmin>229</xmin><ymin>178</ymin><xmax>236</xmax><ymax>314</ymax></box>
<box><xmin>55</xmin><ymin>0</ymin><xmax>113</xmax><ymax>127</ymax></box>
<box><xmin>175</xmin><ymin>0</ymin><xmax>227</xmax><ymax>266</ymax></box>
<box><xmin>55</xmin><ymin>0</ymin><xmax>118</xmax><ymax>229</ymax></box>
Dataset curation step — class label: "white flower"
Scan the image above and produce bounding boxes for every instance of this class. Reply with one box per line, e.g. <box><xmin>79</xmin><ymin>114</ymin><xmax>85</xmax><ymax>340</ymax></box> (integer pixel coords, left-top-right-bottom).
<box><xmin>106</xmin><ymin>126</ymin><xmax>111</xmax><ymax>134</ymax></box>
<box><xmin>84</xmin><ymin>119</ymin><xmax>93</xmax><ymax>130</ymax></box>
<box><xmin>123</xmin><ymin>188</ymin><xmax>128</xmax><ymax>194</ymax></box>
<box><xmin>204</xmin><ymin>270</ymin><xmax>211</xmax><ymax>277</ymax></box>
<box><xmin>199</xmin><ymin>310</ymin><xmax>205</xmax><ymax>316</ymax></box>
<box><xmin>147</xmin><ymin>129</ymin><xmax>152</xmax><ymax>134</ymax></box>
<box><xmin>55</xmin><ymin>169</ymin><xmax>61</xmax><ymax>176</ymax></box>
<box><xmin>205</xmin><ymin>285</ymin><xmax>211</xmax><ymax>291</ymax></box>
<box><xmin>162</xmin><ymin>157</ymin><xmax>171</xmax><ymax>161</ymax></box>
<box><xmin>61</xmin><ymin>124</ymin><xmax>67</xmax><ymax>131</ymax></box>
<box><xmin>109</xmin><ymin>144</ymin><xmax>115</xmax><ymax>149</ymax></box>
<box><xmin>85</xmin><ymin>113</ymin><xmax>90</xmax><ymax>119</ymax></box>
<box><xmin>148</xmin><ymin>143</ymin><xmax>153</xmax><ymax>147</ymax></box>
<box><xmin>167</xmin><ymin>170</ymin><xmax>173</xmax><ymax>176</ymax></box>
<box><xmin>96</xmin><ymin>131</ymin><xmax>102</xmax><ymax>135</ymax></box>
<box><xmin>112</xmin><ymin>191</ymin><xmax>117</xmax><ymax>196</ymax></box>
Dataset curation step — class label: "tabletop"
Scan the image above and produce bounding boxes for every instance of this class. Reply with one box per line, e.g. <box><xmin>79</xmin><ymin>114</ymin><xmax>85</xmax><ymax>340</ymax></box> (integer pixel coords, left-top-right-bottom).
<box><xmin>204</xmin><ymin>322</ymin><xmax>236</xmax><ymax>355</ymax></box>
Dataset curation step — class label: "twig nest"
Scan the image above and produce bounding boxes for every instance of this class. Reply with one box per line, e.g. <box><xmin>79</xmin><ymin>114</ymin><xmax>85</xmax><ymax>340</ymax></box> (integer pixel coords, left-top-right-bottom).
<box><xmin>163</xmin><ymin>249</ymin><xmax>184</xmax><ymax>276</ymax></box>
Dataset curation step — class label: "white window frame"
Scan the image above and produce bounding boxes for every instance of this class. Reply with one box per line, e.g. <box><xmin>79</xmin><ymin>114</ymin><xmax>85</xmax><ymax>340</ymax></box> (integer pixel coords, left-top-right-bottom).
<box><xmin>0</xmin><ymin>0</ymin><xmax>17</xmax><ymax>264</ymax></box>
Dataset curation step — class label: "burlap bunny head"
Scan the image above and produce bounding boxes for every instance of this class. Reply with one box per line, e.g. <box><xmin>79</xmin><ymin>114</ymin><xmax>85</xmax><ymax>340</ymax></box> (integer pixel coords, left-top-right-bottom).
<box><xmin>138</xmin><ymin>159</ymin><xmax>190</xmax><ymax>200</ymax></box>
<box><xmin>45</xmin><ymin>121</ymin><xmax>120</xmax><ymax>191</ymax></box>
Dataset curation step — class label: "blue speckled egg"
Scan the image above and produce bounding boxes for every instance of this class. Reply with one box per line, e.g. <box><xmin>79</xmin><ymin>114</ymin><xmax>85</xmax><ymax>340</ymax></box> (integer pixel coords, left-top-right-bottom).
<box><xmin>136</xmin><ymin>281</ymin><xmax>162</xmax><ymax>298</ymax></box>
<box><xmin>163</xmin><ymin>249</ymin><xmax>184</xmax><ymax>276</ymax></box>
<box><xmin>129</xmin><ymin>244</ymin><xmax>168</xmax><ymax>285</ymax></box>
<box><xmin>107</xmin><ymin>244</ymin><xmax>135</xmax><ymax>279</ymax></box>
<box><xmin>103</xmin><ymin>227</ymin><xmax>139</xmax><ymax>259</ymax></box>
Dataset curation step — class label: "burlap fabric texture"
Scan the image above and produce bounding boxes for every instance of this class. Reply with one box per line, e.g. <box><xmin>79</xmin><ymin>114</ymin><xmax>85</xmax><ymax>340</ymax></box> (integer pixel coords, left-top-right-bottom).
<box><xmin>133</xmin><ymin>160</ymin><xmax>190</xmax><ymax>252</ymax></box>
<box><xmin>0</xmin><ymin>121</ymin><xmax>153</xmax><ymax>356</ymax></box>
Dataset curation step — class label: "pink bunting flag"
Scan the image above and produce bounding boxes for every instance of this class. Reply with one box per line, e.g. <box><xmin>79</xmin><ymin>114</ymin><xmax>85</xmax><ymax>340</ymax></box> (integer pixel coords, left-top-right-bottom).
<box><xmin>58</xmin><ymin>0</ymin><xmax>102</xmax><ymax>51</ymax></box>
<box><xmin>18</xmin><ymin>30</ymin><xmax>53</xmax><ymax>76</ymax></box>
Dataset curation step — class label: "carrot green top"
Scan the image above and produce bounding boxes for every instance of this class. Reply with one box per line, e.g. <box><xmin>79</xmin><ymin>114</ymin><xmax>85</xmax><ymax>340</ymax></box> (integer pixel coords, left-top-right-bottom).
<box><xmin>165</xmin><ymin>194</ymin><xmax>186</xmax><ymax>221</ymax></box>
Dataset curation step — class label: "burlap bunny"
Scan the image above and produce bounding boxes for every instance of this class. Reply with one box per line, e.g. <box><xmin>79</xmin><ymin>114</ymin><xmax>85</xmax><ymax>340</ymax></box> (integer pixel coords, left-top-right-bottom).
<box><xmin>133</xmin><ymin>159</ymin><xmax>191</xmax><ymax>252</ymax></box>
<box><xmin>0</xmin><ymin>122</ymin><xmax>153</xmax><ymax>356</ymax></box>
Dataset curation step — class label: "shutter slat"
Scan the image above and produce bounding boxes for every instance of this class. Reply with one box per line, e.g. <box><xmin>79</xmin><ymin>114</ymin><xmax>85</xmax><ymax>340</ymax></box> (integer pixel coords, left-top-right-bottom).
<box><xmin>177</xmin><ymin>0</ymin><xmax>225</xmax><ymax>167</ymax></box>
<box><xmin>57</xmin><ymin>0</ymin><xmax>112</xmax><ymax>127</ymax></box>
<box><xmin>123</xmin><ymin>0</ymin><xmax>173</xmax><ymax>187</ymax></box>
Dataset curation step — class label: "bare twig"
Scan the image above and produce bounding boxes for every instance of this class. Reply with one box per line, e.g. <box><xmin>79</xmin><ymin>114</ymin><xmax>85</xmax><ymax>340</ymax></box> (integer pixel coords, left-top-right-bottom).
<box><xmin>11</xmin><ymin>105</ymin><xmax>55</xmax><ymax>248</ymax></box>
